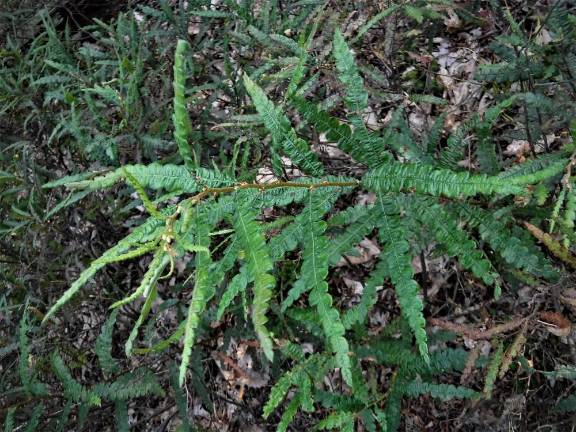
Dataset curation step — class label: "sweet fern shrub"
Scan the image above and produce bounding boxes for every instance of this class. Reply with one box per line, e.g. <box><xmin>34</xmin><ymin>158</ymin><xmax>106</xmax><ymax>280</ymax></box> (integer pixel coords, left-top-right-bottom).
<box><xmin>4</xmin><ymin>1</ymin><xmax>576</xmax><ymax>430</ymax></box>
<box><xmin>36</xmin><ymin>19</ymin><xmax>576</xmax><ymax>429</ymax></box>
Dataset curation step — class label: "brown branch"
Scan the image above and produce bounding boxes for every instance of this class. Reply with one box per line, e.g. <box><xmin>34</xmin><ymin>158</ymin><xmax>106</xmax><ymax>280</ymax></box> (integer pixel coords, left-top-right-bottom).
<box><xmin>428</xmin><ymin>316</ymin><xmax>528</xmax><ymax>340</ymax></box>
<box><xmin>177</xmin><ymin>179</ymin><xmax>360</xmax><ymax>214</ymax></box>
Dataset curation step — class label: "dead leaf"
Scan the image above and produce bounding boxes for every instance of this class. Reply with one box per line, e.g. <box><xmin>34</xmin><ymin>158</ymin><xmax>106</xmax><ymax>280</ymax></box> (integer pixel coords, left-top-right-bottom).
<box><xmin>343</xmin><ymin>277</ymin><xmax>364</xmax><ymax>295</ymax></box>
<box><xmin>444</xmin><ymin>9</ymin><xmax>462</xmax><ymax>30</ymax></box>
<box><xmin>338</xmin><ymin>238</ymin><xmax>380</xmax><ymax>266</ymax></box>
<box><xmin>538</xmin><ymin>311</ymin><xmax>572</xmax><ymax>338</ymax></box>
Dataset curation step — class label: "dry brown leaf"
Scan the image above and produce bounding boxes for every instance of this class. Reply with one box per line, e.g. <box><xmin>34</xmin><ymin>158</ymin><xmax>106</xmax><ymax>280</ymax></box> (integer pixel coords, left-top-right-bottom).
<box><xmin>338</xmin><ymin>238</ymin><xmax>380</xmax><ymax>266</ymax></box>
<box><xmin>538</xmin><ymin>311</ymin><xmax>572</xmax><ymax>338</ymax></box>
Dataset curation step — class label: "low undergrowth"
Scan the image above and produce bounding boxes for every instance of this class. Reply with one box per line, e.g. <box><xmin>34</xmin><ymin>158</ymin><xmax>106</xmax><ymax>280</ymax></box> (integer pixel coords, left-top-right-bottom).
<box><xmin>2</xmin><ymin>1</ymin><xmax>576</xmax><ymax>430</ymax></box>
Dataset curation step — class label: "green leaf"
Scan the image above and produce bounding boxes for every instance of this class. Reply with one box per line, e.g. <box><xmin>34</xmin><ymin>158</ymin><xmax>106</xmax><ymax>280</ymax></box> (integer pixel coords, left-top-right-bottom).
<box><xmin>93</xmin><ymin>367</ymin><xmax>164</xmax><ymax>400</ymax></box>
<box><xmin>363</xmin><ymin>162</ymin><xmax>524</xmax><ymax>197</ymax></box>
<box><xmin>343</xmin><ymin>257</ymin><xmax>388</xmax><ymax>329</ymax></box>
<box><xmin>125</xmin><ymin>285</ymin><xmax>158</xmax><ymax>356</ymax></box>
<box><xmin>403</xmin><ymin>5</ymin><xmax>424</xmax><ymax>23</ymax></box>
<box><xmin>376</xmin><ymin>198</ymin><xmax>429</xmax><ymax>363</ymax></box>
<box><xmin>277</xmin><ymin>395</ymin><xmax>301</xmax><ymax>432</ymax></box>
<box><xmin>483</xmin><ymin>339</ymin><xmax>504</xmax><ymax>399</ymax></box>
<box><xmin>263</xmin><ymin>369</ymin><xmax>294</xmax><ymax>418</ymax></box>
<box><xmin>122</xmin><ymin>167</ymin><xmax>165</xmax><ymax>220</ymax></box>
<box><xmin>405</xmin><ymin>381</ymin><xmax>480</xmax><ymax>401</ymax></box>
<box><xmin>317</xmin><ymin>411</ymin><xmax>356</xmax><ymax>430</ymax></box>
<box><xmin>95</xmin><ymin>309</ymin><xmax>120</xmax><ymax>374</ymax></box>
<box><xmin>114</xmin><ymin>401</ymin><xmax>129</xmax><ymax>432</ymax></box>
<box><xmin>179</xmin><ymin>217</ymin><xmax>213</xmax><ymax>386</ymax></box>
<box><xmin>233</xmin><ymin>195</ymin><xmax>275</xmax><ymax>361</ymax></box>
<box><xmin>303</xmin><ymin>192</ymin><xmax>352</xmax><ymax>385</ymax></box>
<box><xmin>243</xmin><ymin>74</ymin><xmax>324</xmax><ymax>176</ymax></box>
<box><xmin>4</xmin><ymin>408</ymin><xmax>15</xmax><ymax>432</ymax></box>
<box><xmin>216</xmin><ymin>268</ymin><xmax>249</xmax><ymax>320</ymax></box>
<box><xmin>351</xmin><ymin>5</ymin><xmax>400</xmax><ymax>44</ymax></box>
<box><xmin>555</xmin><ymin>394</ymin><xmax>576</xmax><ymax>413</ymax></box>
<box><xmin>110</xmin><ymin>249</ymin><xmax>169</xmax><ymax>309</ymax></box>
<box><xmin>51</xmin><ymin>352</ymin><xmax>100</xmax><ymax>404</ymax></box>
<box><xmin>418</xmin><ymin>202</ymin><xmax>498</xmax><ymax>286</ymax></box>
<box><xmin>44</xmin><ymin>190</ymin><xmax>91</xmax><ymax>220</ymax></box>
<box><xmin>333</xmin><ymin>29</ymin><xmax>368</xmax><ymax>111</ymax></box>
<box><xmin>172</xmin><ymin>39</ymin><xmax>196</xmax><ymax>169</ymax></box>
<box><xmin>292</xmin><ymin>98</ymin><xmax>389</xmax><ymax>167</ymax></box>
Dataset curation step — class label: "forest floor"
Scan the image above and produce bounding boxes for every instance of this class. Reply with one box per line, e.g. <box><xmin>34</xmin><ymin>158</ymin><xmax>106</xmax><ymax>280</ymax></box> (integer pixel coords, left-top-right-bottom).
<box><xmin>2</xmin><ymin>0</ymin><xmax>576</xmax><ymax>431</ymax></box>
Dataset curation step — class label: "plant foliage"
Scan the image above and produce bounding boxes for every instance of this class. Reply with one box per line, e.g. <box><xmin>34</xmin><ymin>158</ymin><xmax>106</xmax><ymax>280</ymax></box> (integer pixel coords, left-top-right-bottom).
<box><xmin>2</xmin><ymin>1</ymin><xmax>575</xmax><ymax>430</ymax></box>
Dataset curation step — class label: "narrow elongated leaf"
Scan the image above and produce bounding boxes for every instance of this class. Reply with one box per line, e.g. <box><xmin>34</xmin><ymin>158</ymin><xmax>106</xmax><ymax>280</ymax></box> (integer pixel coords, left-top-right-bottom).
<box><xmin>172</xmin><ymin>39</ymin><xmax>196</xmax><ymax>169</ymax></box>
<box><xmin>302</xmin><ymin>192</ymin><xmax>352</xmax><ymax>385</ymax></box>
<box><xmin>233</xmin><ymin>196</ymin><xmax>275</xmax><ymax>361</ymax></box>
<box><xmin>364</xmin><ymin>162</ymin><xmax>524</xmax><ymax>197</ymax></box>
<box><xmin>376</xmin><ymin>198</ymin><xmax>429</xmax><ymax>363</ymax></box>
<box><xmin>179</xmin><ymin>217</ymin><xmax>213</xmax><ymax>386</ymax></box>
<box><xmin>333</xmin><ymin>29</ymin><xmax>368</xmax><ymax>111</ymax></box>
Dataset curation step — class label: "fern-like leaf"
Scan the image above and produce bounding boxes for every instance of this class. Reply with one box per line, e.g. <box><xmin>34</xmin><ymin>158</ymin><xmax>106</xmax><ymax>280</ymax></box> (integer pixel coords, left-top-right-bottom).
<box><xmin>406</xmin><ymin>380</ymin><xmax>480</xmax><ymax>401</ymax></box>
<box><xmin>293</xmin><ymin>97</ymin><xmax>390</xmax><ymax>168</ymax></box>
<box><xmin>455</xmin><ymin>204</ymin><xmax>557</xmax><ymax>280</ymax></box>
<box><xmin>114</xmin><ymin>401</ymin><xmax>129</xmax><ymax>432</ymax></box>
<box><xmin>122</xmin><ymin>167</ymin><xmax>165</xmax><ymax>220</ymax></box>
<box><xmin>376</xmin><ymin>198</ymin><xmax>429</xmax><ymax>363</ymax></box>
<box><xmin>52</xmin><ymin>352</ymin><xmax>100</xmax><ymax>405</ymax></box>
<box><xmin>125</xmin><ymin>285</ymin><xmax>158</xmax><ymax>356</ymax></box>
<box><xmin>19</xmin><ymin>309</ymin><xmax>47</xmax><ymax>396</ymax></box>
<box><xmin>364</xmin><ymin>161</ymin><xmax>524</xmax><ymax>198</ymax></box>
<box><xmin>172</xmin><ymin>39</ymin><xmax>196</xmax><ymax>169</ymax></box>
<box><xmin>42</xmin><ymin>240</ymin><xmax>158</xmax><ymax>324</ymax></box>
<box><xmin>243</xmin><ymin>74</ymin><xmax>324</xmax><ymax>176</ymax></box>
<box><xmin>499</xmin><ymin>154</ymin><xmax>568</xmax><ymax>184</ymax></box>
<box><xmin>417</xmin><ymin>201</ymin><xmax>498</xmax><ymax>286</ymax></box>
<box><xmin>317</xmin><ymin>411</ymin><xmax>356</xmax><ymax>430</ymax></box>
<box><xmin>179</xmin><ymin>216</ymin><xmax>213</xmax><ymax>386</ymax></box>
<box><xmin>46</xmin><ymin>164</ymin><xmax>234</xmax><ymax>193</ymax></box>
<box><xmin>483</xmin><ymin>339</ymin><xmax>504</xmax><ymax>399</ymax></box>
<box><xmin>110</xmin><ymin>249</ymin><xmax>169</xmax><ymax>309</ymax></box>
<box><xmin>303</xmin><ymin>191</ymin><xmax>352</xmax><ymax>385</ymax></box>
<box><xmin>333</xmin><ymin>29</ymin><xmax>368</xmax><ymax>112</ymax></box>
<box><xmin>277</xmin><ymin>395</ymin><xmax>302</xmax><ymax>432</ymax></box>
<box><xmin>216</xmin><ymin>268</ymin><xmax>249</xmax><ymax>320</ymax></box>
<box><xmin>343</xmin><ymin>258</ymin><xmax>388</xmax><ymax>329</ymax></box>
<box><xmin>328</xmin><ymin>206</ymin><xmax>377</xmax><ymax>266</ymax></box>
<box><xmin>233</xmin><ymin>195</ymin><xmax>275</xmax><ymax>361</ymax></box>
<box><xmin>95</xmin><ymin>309</ymin><xmax>120</xmax><ymax>375</ymax></box>
<box><xmin>94</xmin><ymin>367</ymin><xmax>164</xmax><ymax>400</ymax></box>
<box><xmin>4</xmin><ymin>408</ymin><xmax>15</xmax><ymax>432</ymax></box>
<box><xmin>263</xmin><ymin>369</ymin><xmax>295</xmax><ymax>419</ymax></box>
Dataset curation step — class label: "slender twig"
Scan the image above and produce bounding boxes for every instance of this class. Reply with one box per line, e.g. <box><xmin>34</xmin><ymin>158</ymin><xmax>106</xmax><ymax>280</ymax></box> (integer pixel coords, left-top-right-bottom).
<box><xmin>428</xmin><ymin>316</ymin><xmax>528</xmax><ymax>340</ymax></box>
<box><xmin>177</xmin><ymin>179</ymin><xmax>361</xmax><ymax>215</ymax></box>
